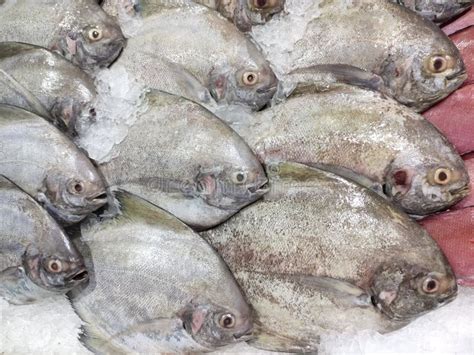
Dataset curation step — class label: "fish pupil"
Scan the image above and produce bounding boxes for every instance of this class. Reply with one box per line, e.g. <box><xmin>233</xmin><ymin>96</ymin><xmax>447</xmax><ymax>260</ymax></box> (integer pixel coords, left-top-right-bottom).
<box><xmin>256</xmin><ymin>0</ymin><xmax>267</xmax><ymax>8</ymax></box>
<box><xmin>437</xmin><ymin>171</ymin><xmax>447</xmax><ymax>182</ymax></box>
<box><xmin>434</xmin><ymin>58</ymin><xmax>443</xmax><ymax>71</ymax></box>
<box><xmin>74</xmin><ymin>184</ymin><xmax>83</xmax><ymax>193</ymax></box>
<box><xmin>236</xmin><ymin>173</ymin><xmax>245</xmax><ymax>182</ymax></box>
<box><xmin>426</xmin><ymin>280</ymin><xmax>437</xmax><ymax>291</ymax></box>
<box><xmin>92</xmin><ymin>31</ymin><xmax>99</xmax><ymax>39</ymax></box>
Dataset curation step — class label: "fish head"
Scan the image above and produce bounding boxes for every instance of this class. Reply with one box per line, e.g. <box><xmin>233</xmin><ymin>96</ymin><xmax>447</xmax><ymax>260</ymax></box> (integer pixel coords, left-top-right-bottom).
<box><xmin>50</xmin><ymin>98</ymin><xmax>96</xmax><ymax>132</ymax></box>
<box><xmin>44</xmin><ymin>160</ymin><xmax>108</xmax><ymax>224</ymax></box>
<box><xmin>23</xmin><ymin>242</ymin><xmax>88</xmax><ymax>293</ymax></box>
<box><xmin>380</xmin><ymin>31</ymin><xmax>466</xmax><ymax>110</ymax></box>
<box><xmin>216</xmin><ymin>0</ymin><xmax>285</xmax><ymax>31</ymax></box>
<box><xmin>179</xmin><ymin>301</ymin><xmax>253</xmax><ymax>348</ymax></box>
<box><xmin>208</xmin><ymin>46</ymin><xmax>278</xmax><ymax>110</ymax></box>
<box><xmin>370</xmin><ymin>262</ymin><xmax>457</xmax><ymax>322</ymax></box>
<box><xmin>400</xmin><ymin>0</ymin><xmax>472</xmax><ymax>23</ymax></box>
<box><xmin>383</xmin><ymin>155</ymin><xmax>470</xmax><ymax>215</ymax></box>
<box><xmin>57</xmin><ymin>9</ymin><xmax>126</xmax><ymax>70</ymax></box>
<box><xmin>194</xmin><ymin>163</ymin><xmax>268</xmax><ymax>212</ymax></box>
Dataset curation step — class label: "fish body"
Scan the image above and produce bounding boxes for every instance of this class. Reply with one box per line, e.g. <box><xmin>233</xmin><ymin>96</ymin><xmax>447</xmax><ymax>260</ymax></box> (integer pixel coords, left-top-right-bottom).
<box><xmin>0</xmin><ymin>105</ymin><xmax>107</xmax><ymax>225</ymax></box>
<box><xmin>0</xmin><ymin>0</ymin><xmax>125</xmax><ymax>71</ymax></box>
<box><xmin>393</xmin><ymin>0</ymin><xmax>473</xmax><ymax>23</ymax></box>
<box><xmin>97</xmin><ymin>91</ymin><xmax>267</xmax><ymax>230</ymax></box>
<box><xmin>114</xmin><ymin>5</ymin><xmax>278</xmax><ymax>111</ymax></box>
<box><xmin>202</xmin><ymin>162</ymin><xmax>458</xmax><ymax>352</ymax></box>
<box><xmin>0</xmin><ymin>177</ymin><xmax>87</xmax><ymax>304</ymax></box>
<box><xmin>253</xmin><ymin>0</ymin><xmax>466</xmax><ymax>111</ymax></box>
<box><xmin>70</xmin><ymin>192</ymin><xmax>253</xmax><ymax>353</ymax></box>
<box><xmin>231</xmin><ymin>86</ymin><xmax>470</xmax><ymax>216</ymax></box>
<box><xmin>0</xmin><ymin>42</ymin><xmax>96</xmax><ymax>131</ymax></box>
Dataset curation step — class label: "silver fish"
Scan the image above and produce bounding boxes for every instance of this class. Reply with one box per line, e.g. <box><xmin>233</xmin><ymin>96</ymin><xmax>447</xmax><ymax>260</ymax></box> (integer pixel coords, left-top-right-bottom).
<box><xmin>0</xmin><ymin>42</ymin><xmax>96</xmax><ymax>132</ymax></box>
<box><xmin>393</xmin><ymin>0</ymin><xmax>473</xmax><ymax>23</ymax></box>
<box><xmin>70</xmin><ymin>191</ymin><xmax>253</xmax><ymax>353</ymax></box>
<box><xmin>113</xmin><ymin>5</ymin><xmax>278</xmax><ymax>111</ymax></box>
<box><xmin>231</xmin><ymin>86</ymin><xmax>470</xmax><ymax>217</ymax></box>
<box><xmin>202</xmin><ymin>162</ymin><xmax>458</xmax><ymax>352</ymax></box>
<box><xmin>0</xmin><ymin>0</ymin><xmax>125</xmax><ymax>71</ymax></box>
<box><xmin>97</xmin><ymin>91</ymin><xmax>267</xmax><ymax>230</ymax></box>
<box><xmin>0</xmin><ymin>105</ymin><xmax>107</xmax><ymax>225</ymax></box>
<box><xmin>253</xmin><ymin>0</ymin><xmax>467</xmax><ymax>111</ymax></box>
<box><xmin>0</xmin><ymin>176</ymin><xmax>87</xmax><ymax>305</ymax></box>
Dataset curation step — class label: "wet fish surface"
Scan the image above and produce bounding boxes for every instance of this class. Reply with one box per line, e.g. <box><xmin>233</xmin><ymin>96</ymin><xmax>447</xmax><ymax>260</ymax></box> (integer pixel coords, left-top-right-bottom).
<box><xmin>0</xmin><ymin>42</ymin><xmax>97</xmax><ymax>131</ymax></box>
<box><xmin>103</xmin><ymin>0</ymin><xmax>286</xmax><ymax>31</ymax></box>
<box><xmin>0</xmin><ymin>177</ymin><xmax>88</xmax><ymax>305</ymax></box>
<box><xmin>393</xmin><ymin>0</ymin><xmax>473</xmax><ymax>23</ymax></box>
<box><xmin>231</xmin><ymin>86</ymin><xmax>470</xmax><ymax>217</ymax></box>
<box><xmin>202</xmin><ymin>162</ymin><xmax>458</xmax><ymax>352</ymax></box>
<box><xmin>0</xmin><ymin>105</ymin><xmax>107</xmax><ymax>225</ymax></box>
<box><xmin>96</xmin><ymin>90</ymin><xmax>267</xmax><ymax>230</ymax></box>
<box><xmin>113</xmin><ymin>5</ymin><xmax>278</xmax><ymax>111</ymax></box>
<box><xmin>70</xmin><ymin>191</ymin><xmax>253</xmax><ymax>353</ymax></box>
<box><xmin>252</xmin><ymin>0</ymin><xmax>467</xmax><ymax>111</ymax></box>
<box><xmin>0</xmin><ymin>0</ymin><xmax>125</xmax><ymax>71</ymax></box>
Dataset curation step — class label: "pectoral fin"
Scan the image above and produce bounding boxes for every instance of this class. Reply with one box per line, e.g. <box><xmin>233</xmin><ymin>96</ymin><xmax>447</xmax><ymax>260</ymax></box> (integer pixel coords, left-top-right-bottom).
<box><xmin>0</xmin><ymin>69</ymin><xmax>53</xmax><ymax>120</ymax></box>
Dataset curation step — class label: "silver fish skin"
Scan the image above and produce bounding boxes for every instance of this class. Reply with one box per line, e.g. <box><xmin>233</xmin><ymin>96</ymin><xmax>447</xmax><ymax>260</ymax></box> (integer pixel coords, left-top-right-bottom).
<box><xmin>231</xmin><ymin>86</ymin><xmax>470</xmax><ymax>217</ymax></box>
<box><xmin>0</xmin><ymin>105</ymin><xmax>107</xmax><ymax>225</ymax></box>
<box><xmin>97</xmin><ymin>91</ymin><xmax>267</xmax><ymax>230</ymax></box>
<box><xmin>102</xmin><ymin>0</ymin><xmax>285</xmax><ymax>31</ymax></box>
<box><xmin>0</xmin><ymin>177</ymin><xmax>87</xmax><ymax>305</ymax></box>
<box><xmin>254</xmin><ymin>0</ymin><xmax>466</xmax><ymax>112</ymax></box>
<box><xmin>202</xmin><ymin>162</ymin><xmax>458</xmax><ymax>353</ymax></box>
<box><xmin>393</xmin><ymin>0</ymin><xmax>473</xmax><ymax>23</ymax></box>
<box><xmin>0</xmin><ymin>0</ymin><xmax>125</xmax><ymax>71</ymax></box>
<box><xmin>70</xmin><ymin>191</ymin><xmax>253</xmax><ymax>353</ymax></box>
<box><xmin>113</xmin><ymin>5</ymin><xmax>278</xmax><ymax>111</ymax></box>
<box><xmin>0</xmin><ymin>42</ymin><xmax>96</xmax><ymax>131</ymax></box>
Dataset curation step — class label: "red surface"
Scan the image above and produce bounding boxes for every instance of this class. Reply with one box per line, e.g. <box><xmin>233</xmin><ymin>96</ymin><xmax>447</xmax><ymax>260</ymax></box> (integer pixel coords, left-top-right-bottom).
<box><xmin>423</xmin><ymin>85</ymin><xmax>474</xmax><ymax>155</ymax></box>
<box><xmin>442</xmin><ymin>8</ymin><xmax>474</xmax><ymax>36</ymax></box>
<box><xmin>420</xmin><ymin>208</ymin><xmax>474</xmax><ymax>287</ymax></box>
<box><xmin>451</xmin><ymin>26</ymin><xmax>474</xmax><ymax>86</ymax></box>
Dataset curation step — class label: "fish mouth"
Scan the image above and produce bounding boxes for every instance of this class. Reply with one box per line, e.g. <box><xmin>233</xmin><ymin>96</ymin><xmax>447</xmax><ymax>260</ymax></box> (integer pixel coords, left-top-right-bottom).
<box><xmin>66</xmin><ymin>268</ymin><xmax>89</xmax><ymax>284</ymax></box>
<box><xmin>233</xmin><ymin>329</ymin><xmax>254</xmax><ymax>342</ymax></box>
<box><xmin>450</xmin><ymin>185</ymin><xmax>471</xmax><ymax>200</ymax></box>
<box><xmin>446</xmin><ymin>69</ymin><xmax>467</xmax><ymax>82</ymax></box>
<box><xmin>88</xmin><ymin>191</ymin><xmax>109</xmax><ymax>207</ymax></box>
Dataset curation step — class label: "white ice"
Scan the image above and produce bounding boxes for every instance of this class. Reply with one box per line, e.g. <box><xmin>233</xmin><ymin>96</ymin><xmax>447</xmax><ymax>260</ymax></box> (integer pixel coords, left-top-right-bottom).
<box><xmin>2</xmin><ymin>287</ymin><xmax>473</xmax><ymax>354</ymax></box>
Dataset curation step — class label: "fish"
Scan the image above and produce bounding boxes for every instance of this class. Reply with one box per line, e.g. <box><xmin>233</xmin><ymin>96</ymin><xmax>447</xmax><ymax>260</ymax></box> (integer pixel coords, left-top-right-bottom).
<box><xmin>0</xmin><ymin>42</ymin><xmax>97</xmax><ymax>132</ymax></box>
<box><xmin>202</xmin><ymin>162</ymin><xmax>458</xmax><ymax>352</ymax></box>
<box><xmin>208</xmin><ymin>0</ymin><xmax>286</xmax><ymax>31</ymax></box>
<box><xmin>0</xmin><ymin>176</ymin><xmax>88</xmax><ymax>305</ymax></box>
<box><xmin>70</xmin><ymin>191</ymin><xmax>253</xmax><ymax>353</ymax></box>
<box><xmin>0</xmin><ymin>105</ymin><xmax>108</xmax><ymax>225</ymax></box>
<box><xmin>0</xmin><ymin>0</ymin><xmax>125</xmax><ymax>71</ymax></box>
<box><xmin>252</xmin><ymin>0</ymin><xmax>467</xmax><ymax>111</ymax></box>
<box><xmin>96</xmin><ymin>90</ymin><xmax>267</xmax><ymax>230</ymax></box>
<box><xmin>230</xmin><ymin>85</ymin><xmax>470</xmax><ymax>217</ymax></box>
<box><xmin>102</xmin><ymin>0</ymin><xmax>285</xmax><ymax>31</ymax></box>
<box><xmin>113</xmin><ymin>5</ymin><xmax>278</xmax><ymax>111</ymax></box>
<box><xmin>393</xmin><ymin>0</ymin><xmax>473</xmax><ymax>24</ymax></box>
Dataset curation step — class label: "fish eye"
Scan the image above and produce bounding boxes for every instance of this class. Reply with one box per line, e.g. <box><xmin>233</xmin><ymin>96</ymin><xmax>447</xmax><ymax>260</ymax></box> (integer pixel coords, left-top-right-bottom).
<box><xmin>232</xmin><ymin>171</ymin><xmax>248</xmax><ymax>184</ymax></box>
<box><xmin>68</xmin><ymin>180</ymin><xmax>85</xmax><ymax>195</ymax></box>
<box><xmin>219</xmin><ymin>313</ymin><xmax>236</xmax><ymax>329</ymax></box>
<box><xmin>250</xmin><ymin>0</ymin><xmax>279</xmax><ymax>10</ymax></box>
<box><xmin>46</xmin><ymin>259</ymin><xmax>63</xmax><ymax>273</ymax></box>
<box><xmin>431</xmin><ymin>168</ymin><xmax>452</xmax><ymax>185</ymax></box>
<box><xmin>242</xmin><ymin>72</ymin><xmax>259</xmax><ymax>86</ymax></box>
<box><xmin>87</xmin><ymin>27</ymin><xmax>103</xmax><ymax>42</ymax></box>
<box><xmin>427</xmin><ymin>55</ymin><xmax>450</xmax><ymax>74</ymax></box>
<box><xmin>422</xmin><ymin>277</ymin><xmax>440</xmax><ymax>294</ymax></box>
